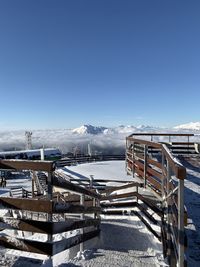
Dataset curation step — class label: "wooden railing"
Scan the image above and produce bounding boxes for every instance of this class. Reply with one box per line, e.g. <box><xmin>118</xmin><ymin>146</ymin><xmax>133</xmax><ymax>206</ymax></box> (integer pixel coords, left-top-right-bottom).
<box><xmin>0</xmin><ymin>159</ymin><xmax>101</xmax><ymax>258</ymax></box>
<box><xmin>126</xmin><ymin>135</ymin><xmax>187</xmax><ymax>267</ymax></box>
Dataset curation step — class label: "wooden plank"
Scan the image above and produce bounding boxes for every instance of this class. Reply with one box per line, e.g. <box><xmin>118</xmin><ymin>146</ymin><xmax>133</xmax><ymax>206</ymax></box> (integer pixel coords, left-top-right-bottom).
<box><xmin>93</xmin><ymin>179</ymin><xmax>133</xmax><ymax>183</ymax></box>
<box><xmin>53</xmin><ymin>202</ymin><xmax>101</xmax><ymax>213</ymax></box>
<box><xmin>126</xmin><ymin>138</ymin><xmax>162</xmax><ymax>148</ymax></box>
<box><xmin>171</xmin><ymin>142</ymin><xmax>195</xmax><ymax>145</ymax></box>
<box><xmin>101</xmin><ymin>201</ymin><xmax>137</xmax><ymax>208</ymax></box>
<box><xmin>53</xmin><ymin>175</ymin><xmax>100</xmax><ymax>199</ymax></box>
<box><xmin>0</xmin><ymin>217</ymin><xmax>100</xmax><ymax>235</ymax></box>
<box><xmin>101</xmin><ymin>210</ymin><xmax>132</xmax><ymax>215</ymax></box>
<box><xmin>0</xmin><ymin>197</ymin><xmax>52</xmax><ymax>213</ymax></box>
<box><xmin>147</xmin><ymin>158</ymin><xmax>162</xmax><ymax>169</ymax></box>
<box><xmin>128</xmin><ymin>133</ymin><xmax>194</xmax><ymax>137</ymax></box>
<box><xmin>146</xmin><ymin>175</ymin><xmax>162</xmax><ymax>190</ymax></box>
<box><xmin>0</xmin><ymin>235</ymin><xmax>53</xmax><ymax>255</ymax></box>
<box><xmin>0</xmin><ymin>217</ymin><xmax>52</xmax><ymax>234</ymax></box>
<box><xmin>136</xmin><ymin>203</ymin><xmax>158</xmax><ymax>225</ymax></box>
<box><xmin>136</xmin><ymin>193</ymin><xmax>162</xmax><ymax>216</ymax></box>
<box><xmin>134</xmin><ymin>167</ymin><xmax>144</xmax><ymax>179</ymax></box>
<box><xmin>101</xmin><ymin>182</ymin><xmax>143</xmax><ymax>194</ymax></box>
<box><xmin>53</xmin><ymin>229</ymin><xmax>100</xmax><ymax>255</ymax></box>
<box><xmin>134</xmin><ymin>159</ymin><xmax>144</xmax><ymax>169</ymax></box>
<box><xmin>132</xmin><ymin>210</ymin><xmax>161</xmax><ymax>240</ymax></box>
<box><xmin>101</xmin><ymin>192</ymin><xmax>138</xmax><ymax>201</ymax></box>
<box><xmin>147</xmin><ymin>166</ymin><xmax>163</xmax><ymax>180</ymax></box>
<box><xmin>53</xmin><ymin>218</ymin><xmax>100</xmax><ymax>234</ymax></box>
<box><xmin>0</xmin><ymin>159</ymin><xmax>55</xmax><ymax>172</ymax></box>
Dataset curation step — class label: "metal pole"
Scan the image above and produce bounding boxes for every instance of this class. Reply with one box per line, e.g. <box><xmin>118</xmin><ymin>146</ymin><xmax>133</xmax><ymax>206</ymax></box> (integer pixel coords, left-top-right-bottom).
<box><xmin>144</xmin><ymin>145</ymin><xmax>147</xmax><ymax>188</ymax></box>
<box><xmin>178</xmin><ymin>179</ymin><xmax>185</xmax><ymax>267</ymax></box>
<box><xmin>32</xmin><ymin>171</ymin><xmax>35</xmax><ymax>197</ymax></box>
<box><xmin>47</xmin><ymin>171</ymin><xmax>53</xmax><ymax>263</ymax></box>
<box><xmin>161</xmin><ymin>153</ymin><xmax>165</xmax><ymax>200</ymax></box>
<box><xmin>80</xmin><ymin>194</ymin><xmax>85</xmax><ymax>252</ymax></box>
<box><xmin>166</xmin><ymin>160</ymin><xmax>171</xmax><ymax>260</ymax></box>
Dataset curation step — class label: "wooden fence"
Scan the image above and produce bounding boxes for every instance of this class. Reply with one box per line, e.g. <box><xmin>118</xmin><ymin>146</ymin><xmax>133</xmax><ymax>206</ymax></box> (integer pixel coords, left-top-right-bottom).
<box><xmin>126</xmin><ymin>135</ymin><xmax>187</xmax><ymax>267</ymax></box>
<box><xmin>0</xmin><ymin>160</ymin><xmax>101</xmax><ymax>257</ymax></box>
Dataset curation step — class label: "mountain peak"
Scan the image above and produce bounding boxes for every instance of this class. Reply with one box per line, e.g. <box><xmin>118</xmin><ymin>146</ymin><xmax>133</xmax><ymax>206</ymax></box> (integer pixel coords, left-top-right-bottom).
<box><xmin>174</xmin><ymin>122</ymin><xmax>200</xmax><ymax>131</ymax></box>
<box><xmin>72</xmin><ymin>125</ymin><xmax>107</xmax><ymax>135</ymax></box>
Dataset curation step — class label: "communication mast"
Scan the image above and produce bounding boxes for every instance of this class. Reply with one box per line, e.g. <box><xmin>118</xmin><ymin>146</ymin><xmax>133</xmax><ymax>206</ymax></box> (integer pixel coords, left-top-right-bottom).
<box><xmin>88</xmin><ymin>143</ymin><xmax>92</xmax><ymax>156</ymax></box>
<box><xmin>25</xmin><ymin>131</ymin><xmax>32</xmax><ymax>150</ymax></box>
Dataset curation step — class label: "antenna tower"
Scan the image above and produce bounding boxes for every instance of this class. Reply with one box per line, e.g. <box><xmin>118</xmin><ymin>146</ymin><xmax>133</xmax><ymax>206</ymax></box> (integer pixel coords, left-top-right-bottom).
<box><xmin>25</xmin><ymin>131</ymin><xmax>32</xmax><ymax>150</ymax></box>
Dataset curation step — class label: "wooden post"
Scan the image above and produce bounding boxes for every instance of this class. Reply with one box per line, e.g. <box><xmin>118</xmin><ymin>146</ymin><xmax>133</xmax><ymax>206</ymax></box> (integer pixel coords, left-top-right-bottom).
<box><xmin>178</xmin><ymin>179</ymin><xmax>185</xmax><ymax>267</ymax></box>
<box><xmin>132</xmin><ymin>142</ymin><xmax>135</xmax><ymax>176</ymax></box>
<box><xmin>144</xmin><ymin>145</ymin><xmax>147</xmax><ymax>188</ymax></box>
<box><xmin>47</xmin><ymin>172</ymin><xmax>53</xmax><ymax>200</ymax></box>
<box><xmin>90</xmin><ymin>175</ymin><xmax>94</xmax><ymax>189</ymax></box>
<box><xmin>166</xmin><ymin>160</ymin><xmax>172</xmax><ymax>260</ymax></box>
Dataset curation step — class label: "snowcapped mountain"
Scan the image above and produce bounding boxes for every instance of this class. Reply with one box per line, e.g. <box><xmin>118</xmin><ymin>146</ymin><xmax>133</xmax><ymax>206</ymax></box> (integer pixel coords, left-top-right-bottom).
<box><xmin>72</xmin><ymin>124</ymin><xmax>160</xmax><ymax>135</ymax></box>
<box><xmin>72</xmin><ymin>125</ymin><xmax>107</xmax><ymax>135</ymax></box>
<box><xmin>174</xmin><ymin>122</ymin><xmax>200</xmax><ymax>131</ymax></box>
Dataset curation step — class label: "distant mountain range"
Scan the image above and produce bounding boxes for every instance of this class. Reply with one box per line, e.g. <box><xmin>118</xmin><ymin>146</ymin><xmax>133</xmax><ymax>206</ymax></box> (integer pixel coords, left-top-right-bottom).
<box><xmin>72</xmin><ymin>122</ymin><xmax>200</xmax><ymax>135</ymax></box>
<box><xmin>72</xmin><ymin>124</ymin><xmax>159</xmax><ymax>135</ymax></box>
<box><xmin>174</xmin><ymin>122</ymin><xmax>200</xmax><ymax>131</ymax></box>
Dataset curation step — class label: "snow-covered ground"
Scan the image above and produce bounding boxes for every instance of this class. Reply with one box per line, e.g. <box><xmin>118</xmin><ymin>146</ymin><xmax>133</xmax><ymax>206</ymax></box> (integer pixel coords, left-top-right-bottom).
<box><xmin>180</xmin><ymin>157</ymin><xmax>200</xmax><ymax>267</ymax></box>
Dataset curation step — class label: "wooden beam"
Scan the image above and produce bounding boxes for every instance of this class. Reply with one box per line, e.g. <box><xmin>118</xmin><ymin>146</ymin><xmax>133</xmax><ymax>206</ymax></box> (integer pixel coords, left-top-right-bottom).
<box><xmin>0</xmin><ymin>159</ymin><xmax>55</xmax><ymax>172</ymax></box>
<box><xmin>0</xmin><ymin>235</ymin><xmax>53</xmax><ymax>255</ymax></box>
<box><xmin>53</xmin><ymin>175</ymin><xmax>100</xmax><ymax>199</ymax></box>
<box><xmin>101</xmin><ymin>192</ymin><xmax>138</xmax><ymax>201</ymax></box>
<box><xmin>53</xmin><ymin>229</ymin><xmax>100</xmax><ymax>255</ymax></box>
<box><xmin>0</xmin><ymin>197</ymin><xmax>52</xmax><ymax>213</ymax></box>
<box><xmin>52</xmin><ymin>202</ymin><xmax>101</xmax><ymax>213</ymax></box>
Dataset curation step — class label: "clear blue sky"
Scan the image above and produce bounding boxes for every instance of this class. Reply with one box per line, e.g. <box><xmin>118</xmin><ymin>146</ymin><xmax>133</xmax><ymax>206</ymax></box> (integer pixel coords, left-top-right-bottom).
<box><xmin>0</xmin><ymin>0</ymin><xmax>200</xmax><ymax>130</ymax></box>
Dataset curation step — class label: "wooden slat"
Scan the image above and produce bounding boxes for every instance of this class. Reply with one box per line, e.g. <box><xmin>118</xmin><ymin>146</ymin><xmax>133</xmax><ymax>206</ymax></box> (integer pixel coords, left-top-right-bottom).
<box><xmin>136</xmin><ymin>193</ymin><xmax>162</xmax><ymax>216</ymax></box>
<box><xmin>53</xmin><ymin>202</ymin><xmax>101</xmax><ymax>213</ymax></box>
<box><xmin>101</xmin><ymin>192</ymin><xmax>138</xmax><ymax>201</ymax></box>
<box><xmin>171</xmin><ymin>142</ymin><xmax>195</xmax><ymax>145</ymax></box>
<box><xmin>53</xmin><ymin>218</ymin><xmax>100</xmax><ymax>234</ymax></box>
<box><xmin>53</xmin><ymin>175</ymin><xmax>100</xmax><ymax>199</ymax></box>
<box><xmin>134</xmin><ymin>159</ymin><xmax>144</xmax><ymax>169</ymax></box>
<box><xmin>136</xmin><ymin>203</ymin><xmax>158</xmax><ymax>225</ymax></box>
<box><xmin>101</xmin><ymin>182</ymin><xmax>143</xmax><ymax>194</ymax></box>
<box><xmin>126</xmin><ymin>137</ymin><xmax>162</xmax><ymax>148</ymax></box>
<box><xmin>0</xmin><ymin>197</ymin><xmax>52</xmax><ymax>213</ymax></box>
<box><xmin>0</xmin><ymin>217</ymin><xmax>52</xmax><ymax>234</ymax></box>
<box><xmin>101</xmin><ymin>201</ymin><xmax>137</xmax><ymax>208</ymax></box>
<box><xmin>0</xmin><ymin>235</ymin><xmax>53</xmax><ymax>255</ymax></box>
<box><xmin>53</xmin><ymin>229</ymin><xmax>100</xmax><ymax>255</ymax></box>
<box><xmin>0</xmin><ymin>159</ymin><xmax>55</xmax><ymax>172</ymax></box>
<box><xmin>93</xmin><ymin>179</ymin><xmax>133</xmax><ymax>183</ymax></box>
<box><xmin>128</xmin><ymin>133</ymin><xmax>194</xmax><ymax>137</ymax></box>
<box><xmin>132</xmin><ymin>210</ymin><xmax>161</xmax><ymax>240</ymax></box>
<box><xmin>147</xmin><ymin>166</ymin><xmax>163</xmax><ymax>180</ymax></box>
<box><xmin>134</xmin><ymin>167</ymin><xmax>144</xmax><ymax>179</ymax></box>
<box><xmin>146</xmin><ymin>175</ymin><xmax>162</xmax><ymax>190</ymax></box>
<box><xmin>147</xmin><ymin>158</ymin><xmax>162</xmax><ymax>169</ymax></box>
<box><xmin>0</xmin><ymin>217</ymin><xmax>100</xmax><ymax>234</ymax></box>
